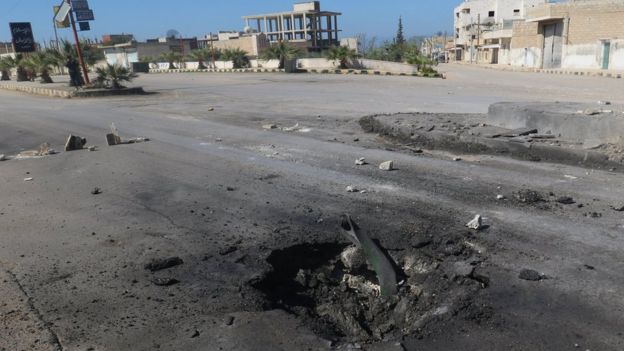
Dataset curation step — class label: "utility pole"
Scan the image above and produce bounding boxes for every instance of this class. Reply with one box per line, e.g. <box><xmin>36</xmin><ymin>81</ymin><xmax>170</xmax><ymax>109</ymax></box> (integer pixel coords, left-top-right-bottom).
<box><xmin>67</xmin><ymin>0</ymin><xmax>90</xmax><ymax>84</ymax></box>
<box><xmin>210</xmin><ymin>32</ymin><xmax>216</xmax><ymax>69</ymax></box>
<box><xmin>476</xmin><ymin>14</ymin><xmax>481</xmax><ymax>65</ymax></box>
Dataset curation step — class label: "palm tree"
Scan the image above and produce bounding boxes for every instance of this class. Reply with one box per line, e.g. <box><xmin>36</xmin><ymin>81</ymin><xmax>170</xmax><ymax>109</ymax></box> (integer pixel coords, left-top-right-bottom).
<box><xmin>326</xmin><ymin>46</ymin><xmax>359</xmax><ymax>69</ymax></box>
<box><xmin>0</xmin><ymin>57</ymin><xmax>13</xmax><ymax>81</ymax></box>
<box><xmin>23</xmin><ymin>52</ymin><xmax>56</xmax><ymax>83</ymax></box>
<box><xmin>11</xmin><ymin>54</ymin><xmax>30</xmax><ymax>82</ymax></box>
<box><xmin>159</xmin><ymin>51</ymin><xmax>182</xmax><ymax>70</ymax></box>
<box><xmin>188</xmin><ymin>48</ymin><xmax>212</xmax><ymax>69</ymax></box>
<box><xmin>221</xmin><ymin>48</ymin><xmax>249</xmax><ymax>69</ymax></box>
<box><xmin>95</xmin><ymin>64</ymin><xmax>138</xmax><ymax>89</ymax></box>
<box><xmin>58</xmin><ymin>40</ymin><xmax>104</xmax><ymax>67</ymax></box>
<box><xmin>261</xmin><ymin>42</ymin><xmax>301</xmax><ymax>69</ymax></box>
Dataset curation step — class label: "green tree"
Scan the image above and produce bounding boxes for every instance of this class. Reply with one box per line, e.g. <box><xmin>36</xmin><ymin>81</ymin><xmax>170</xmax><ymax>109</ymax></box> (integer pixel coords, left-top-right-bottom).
<box><xmin>221</xmin><ymin>48</ymin><xmax>249</xmax><ymax>69</ymax></box>
<box><xmin>94</xmin><ymin>64</ymin><xmax>138</xmax><ymax>89</ymax></box>
<box><xmin>326</xmin><ymin>45</ymin><xmax>359</xmax><ymax>69</ymax></box>
<box><xmin>159</xmin><ymin>51</ymin><xmax>182</xmax><ymax>70</ymax></box>
<box><xmin>395</xmin><ymin>17</ymin><xmax>406</xmax><ymax>46</ymax></box>
<box><xmin>261</xmin><ymin>42</ymin><xmax>301</xmax><ymax>69</ymax></box>
<box><xmin>0</xmin><ymin>57</ymin><xmax>14</xmax><ymax>81</ymax></box>
<box><xmin>23</xmin><ymin>52</ymin><xmax>56</xmax><ymax>83</ymax></box>
<box><xmin>57</xmin><ymin>40</ymin><xmax>104</xmax><ymax>67</ymax></box>
<box><xmin>188</xmin><ymin>48</ymin><xmax>212</xmax><ymax>69</ymax></box>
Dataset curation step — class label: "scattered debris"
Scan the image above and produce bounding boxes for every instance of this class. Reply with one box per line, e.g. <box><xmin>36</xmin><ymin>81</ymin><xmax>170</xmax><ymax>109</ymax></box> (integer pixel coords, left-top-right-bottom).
<box><xmin>610</xmin><ymin>204</ymin><xmax>624</xmax><ymax>212</ymax></box>
<box><xmin>556</xmin><ymin>196</ymin><xmax>575</xmax><ymax>205</ymax></box>
<box><xmin>581</xmin><ymin>109</ymin><xmax>601</xmax><ymax>116</ymax></box>
<box><xmin>346</xmin><ymin>186</ymin><xmax>359</xmax><ymax>193</ymax></box>
<box><xmin>87</xmin><ymin>146</ymin><xmax>97</xmax><ymax>152</ymax></box>
<box><xmin>501</xmin><ymin>128</ymin><xmax>538</xmax><ymax>137</ymax></box>
<box><xmin>466</xmin><ymin>215</ymin><xmax>484</xmax><ymax>230</ymax></box>
<box><xmin>262</xmin><ymin>124</ymin><xmax>278</xmax><ymax>130</ymax></box>
<box><xmin>379</xmin><ymin>161</ymin><xmax>394</xmax><ymax>171</ymax></box>
<box><xmin>91</xmin><ymin>187</ymin><xmax>102</xmax><ymax>195</ymax></box>
<box><xmin>496</xmin><ymin>194</ymin><xmax>505</xmax><ymax>200</ymax></box>
<box><xmin>355</xmin><ymin>158</ymin><xmax>367</xmax><ymax>166</ymax></box>
<box><xmin>64</xmin><ymin>134</ymin><xmax>87</xmax><ymax>151</ymax></box>
<box><xmin>514</xmin><ymin>189</ymin><xmax>545</xmax><ymax>204</ymax></box>
<box><xmin>340</xmin><ymin>215</ymin><xmax>397</xmax><ymax>297</ymax></box>
<box><xmin>583</xmin><ymin>264</ymin><xmax>595</xmax><ymax>270</ymax></box>
<box><xmin>191</xmin><ymin>330</ymin><xmax>200</xmax><ymax>338</ymax></box>
<box><xmin>518</xmin><ymin>269</ymin><xmax>546</xmax><ymax>281</ymax></box>
<box><xmin>282</xmin><ymin>123</ymin><xmax>301</xmax><ymax>132</ymax></box>
<box><xmin>453</xmin><ymin>157</ymin><xmax>462</xmax><ymax>161</ymax></box>
<box><xmin>144</xmin><ymin>257</ymin><xmax>184</xmax><ymax>272</ymax></box>
<box><xmin>0</xmin><ymin>154</ymin><xmax>6</xmax><ymax>161</ymax></box>
<box><xmin>24</xmin><ymin>177</ymin><xmax>33</xmax><ymax>182</ymax></box>
<box><xmin>587</xmin><ymin>212</ymin><xmax>602</xmax><ymax>218</ymax></box>
<box><xmin>127</xmin><ymin>137</ymin><xmax>150</xmax><ymax>144</ymax></box>
<box><xmin>152</xmin><ymin>277</ymin><xmax>180</xmax><ymax>286</ymax></box>
<box><xmin>17</xmin><ymin>143</ymin><xmax>57</xmax><ymax>158</ymax></box>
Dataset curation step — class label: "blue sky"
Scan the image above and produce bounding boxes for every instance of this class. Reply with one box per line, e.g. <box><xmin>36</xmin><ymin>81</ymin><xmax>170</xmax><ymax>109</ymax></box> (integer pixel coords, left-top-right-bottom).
<box><xmin>1</xmin><ymin>1</ymin><xmax>457</xmax><ymax>44</ymax></box>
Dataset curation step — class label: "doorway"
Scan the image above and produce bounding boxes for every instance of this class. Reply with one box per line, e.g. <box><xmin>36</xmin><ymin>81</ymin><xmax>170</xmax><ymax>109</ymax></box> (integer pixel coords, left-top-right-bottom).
<box><xmin>602</xmin><ymin>41</ymin><xmax>611</xmax><ymax>70</ymax></box>
<box><xmin>543</xmin><ymin>22</ymin><xmax>563</xmax><ymax>69</ymax></box>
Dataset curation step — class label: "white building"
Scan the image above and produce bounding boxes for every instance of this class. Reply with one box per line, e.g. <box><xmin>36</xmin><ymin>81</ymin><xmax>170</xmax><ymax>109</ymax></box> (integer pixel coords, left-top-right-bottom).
<box><xmin>453</xmin><ymin>0</ymin><xmax>547</xmax><ymax>64</ymax></box>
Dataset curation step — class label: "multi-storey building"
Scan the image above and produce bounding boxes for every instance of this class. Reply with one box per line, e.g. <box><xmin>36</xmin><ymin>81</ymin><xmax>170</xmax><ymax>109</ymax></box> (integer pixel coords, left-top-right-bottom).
<box><xmin>453</xmin><ymin>0</ymin><xmax>547</xmax><ymax>64</ymax></box>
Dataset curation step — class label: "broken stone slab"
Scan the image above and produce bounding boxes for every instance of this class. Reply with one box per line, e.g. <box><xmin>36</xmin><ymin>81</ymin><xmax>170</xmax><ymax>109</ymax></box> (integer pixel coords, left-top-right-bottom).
<box><xmin>501</xmin><ymin>128</ymin><xmax>538</xmax><ymax>137</ymax></box>
<box><xmin>340</xmin><ymin>246</ymin><xmax>368</xmax><ymax>272</ymax></box>
<box><xmin>379</xmin><ymin>161</ymin><xmax>394</xmax><ymax>171</ymax></box>
<box><xmin>466</xmin><ymin>215</ymin><xmax>483</xmax><ymax>230</ymax></box>
<box><xmin>518</xmin><ymin>269</ymin><xmax>546</xmax><ymax>281</ymax></box>
<box><xmin>106</xmin><ymin>133</ymin><xmax>121</xmax><ymax>146</ymax></box>
<box><xmin>355</xmin><ymin>158</ymin><xmax>367</xmax><ymax>166</ymax></box>
<box><xmin>144</xmin><ymin>257</ymin><xmax>184</xmax><ymax>271</ymax></box>
<box><xmin>340</xmin><ymin>215</ymin><xmax>397</xmax><ymax>297</ymax></box>
<box><xmin>64</xmin><ymin>134</ymin><xmax>87</xmax><ymax>151</ymax></box>
<box><xmin>17</xmin><ymin>143</ymin><xmax>57</xmax><ymax>158</ymax></box>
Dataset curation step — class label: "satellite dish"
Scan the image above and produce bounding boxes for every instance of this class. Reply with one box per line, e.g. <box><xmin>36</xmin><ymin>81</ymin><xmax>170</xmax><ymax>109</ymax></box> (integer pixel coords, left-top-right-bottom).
<box><xmin>166</xmin><ymin>29</ymin><xmax>180</xmax><ymax>39</ymax></box>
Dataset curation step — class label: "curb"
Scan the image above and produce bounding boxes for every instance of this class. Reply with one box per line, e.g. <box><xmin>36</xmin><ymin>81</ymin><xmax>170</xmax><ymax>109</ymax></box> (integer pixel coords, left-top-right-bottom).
<box><xmin>147</xmin><ymin>68</ymin><xmax>443</xmax><ymax>78</ymax></box>
<box><xmin>360</xmin><ymin>115</ymin><xmax>621</xmax><ymax>171</ymax></box>
<box><xmin>0</xmin><ymin>83</ymin><xmax>147</xmax><ymax>99</ymax></box>
<box><xmin>453</xmin><ymin>62</ymin><xmax>623</xmax><ymax>79</ymax></box>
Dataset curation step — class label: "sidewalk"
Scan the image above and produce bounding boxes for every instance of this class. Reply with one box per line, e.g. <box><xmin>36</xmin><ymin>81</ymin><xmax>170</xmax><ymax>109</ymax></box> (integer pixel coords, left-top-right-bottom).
<box><xmin>452</xmin><ymin>62</ymin><xmax>623</xmax><ymax>79</ymax></box>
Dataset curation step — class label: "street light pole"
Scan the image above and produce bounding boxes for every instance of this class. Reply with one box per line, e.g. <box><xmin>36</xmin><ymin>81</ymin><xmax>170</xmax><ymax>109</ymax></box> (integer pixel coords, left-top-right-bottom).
<box><xmin>67</xmin><ymin>0</ymin><xmax>90</xmax><ymax>84</ymax></box>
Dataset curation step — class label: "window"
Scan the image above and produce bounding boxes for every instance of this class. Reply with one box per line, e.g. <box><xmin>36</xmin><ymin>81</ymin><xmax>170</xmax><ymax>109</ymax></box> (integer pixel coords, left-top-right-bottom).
<box><xmin>456</xmin><ymin>12</ymin><xmax>460</xmax><ymax>18</ymax></box>
<box><xmin>488</xmin><ymin>11</ymin><xmax>495</xmax><ymax>17</ymax></box>
<box><xmin>513</xmin><ymin>9</ymin><xmax>520</xmax><ymax>16</ymax></box>
<box><xmin>472</xmin><ymin>35</ymin><xmax>476</xmax><ymax>39</ymax></box>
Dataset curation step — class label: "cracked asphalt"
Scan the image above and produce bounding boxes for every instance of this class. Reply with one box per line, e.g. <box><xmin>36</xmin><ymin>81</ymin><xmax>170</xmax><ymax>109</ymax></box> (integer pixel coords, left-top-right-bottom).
<box><xmin>1</xmin><ymin>64</ymin><xmax>624</xmax><ymax>350</ymax></box>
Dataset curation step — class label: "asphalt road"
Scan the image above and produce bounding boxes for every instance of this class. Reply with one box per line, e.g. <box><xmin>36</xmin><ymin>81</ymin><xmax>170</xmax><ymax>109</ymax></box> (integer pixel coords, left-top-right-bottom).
<box><xmin>1</xmin><ymin>65</ymin><xmax>624</xmax><ymax>350</ymax></box>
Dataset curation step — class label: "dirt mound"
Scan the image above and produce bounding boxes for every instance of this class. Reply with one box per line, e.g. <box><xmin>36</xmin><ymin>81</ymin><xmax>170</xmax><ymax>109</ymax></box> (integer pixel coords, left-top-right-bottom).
<box><xmin>254</xmin><ymin>234</ymin><xmax>490</xmax><ymax>344</ymax></box>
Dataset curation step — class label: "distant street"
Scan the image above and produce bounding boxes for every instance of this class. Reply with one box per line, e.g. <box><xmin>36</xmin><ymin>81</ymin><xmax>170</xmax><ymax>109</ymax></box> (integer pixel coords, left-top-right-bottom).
<box><xmin>1</xmin><ymin>65</ymin><xmax>624</xmax><ymax>350</ymax></box>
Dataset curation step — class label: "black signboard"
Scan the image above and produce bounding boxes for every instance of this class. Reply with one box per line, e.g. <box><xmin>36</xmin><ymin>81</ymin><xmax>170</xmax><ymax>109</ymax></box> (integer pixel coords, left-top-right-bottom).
<box><xmin>9</xmin><ymin>22</ymin><xmax>36</xmax><ymax>53</ymax></box>
<box><xmin>74</xmin><ymin>9</ymin><xmax>95</xmax><ymax>21</ymax></box>
<box><xmin>72</xmin><ymin>0</ymin><xmax>90</xmax><ymax>11</ymax></box>
<box><xmin>79</xmin><ymin>21</ymin><xmax>90</xmax><ymax>31</ymax></box>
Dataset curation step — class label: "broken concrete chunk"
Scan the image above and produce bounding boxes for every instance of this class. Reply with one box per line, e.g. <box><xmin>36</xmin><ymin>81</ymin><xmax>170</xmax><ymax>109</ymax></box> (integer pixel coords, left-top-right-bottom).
<box><xmin>582</xmin><ymin>109</ymin><xmax>601</xmax><ymax>116</ymax></box>
<box><xmin>224</xmin><ymin>316</ymin><xmax>235</xmax><ymax>326</ymax></box>
<box><xmin>452</xmin><ymin>261</ymin><xmax>475</xmax><ymax>278</ymax></box>
<box><xmin>355</xmin><ymin>158</ymin><xmax>367</xmax><ymax>166</ymax></box>
<box><xmin>556</xmin><ymin>196</ymin><xmax>575</xmax><ymax>205</ymax></box>
<box><xmin>496</xmin><ymin>195</ymin><xmax>505</xmax><ymax>200</ymax></box>
<box><xmin>144</xmin><ymin>257</ymin><xmax>184</xmax><ymax>271</ymax></box>
<box><xmin>453</xmin><ymin>157</ymin><xmax>462</xmax><ymax>162</ymax></box>
<box><xmin>466</xmin><ymin>215</ymin><xmax>483</xmax><ymax>230</ymax></box>
<box><xmin>282</xmin><ymin>123</ymin><xmax>301</xmax><ymax>132</ymax></box>
<box><xmin>379</xmin><ymin>161</ymin><xmax>394</xmax><ymax>171</ymax></box>
<box><xmin>106</xmin><ymin>123</ymin><xmax>123</xmax><ymax>145</ymax></box>
<box><xmin>610</xmin><ymin>204</ymin><xmax>624</xmax><ymax>212</ymax></box>
<box><xmin>24</xmin><ymin>177</ymin><xmax>33</xmax><ymax>182</ymax></box>
<box><xmin>262</xmin><ymin>124</ymin><xmax>278</xmax><ymax>130</ymax></box>
<box><xmin>65</xmin><ymin>134</ymin><xmax>87</xmax><ymax>151</ymax></box>
<box><xmin>91</xmin><ymin>187</ymin><xmax>102</xmax><ymax>195</ymax></box>
<box><xmin>346</xmin><ymin>186</ymin><xmax>359</xmax><ymax>193</ymax></box>
<box><xmin>598</xmin><ymin>100</ymin><xmax>611</xmax><ymax>105</ymax></box>
<box><xmin>0</xmin><ymin>154</ymin><xmax>6</xmax><ymax>161</ymax></box>
<box><xmin>340</xmin><ymin>246</ymin><xmax>368</xmax><ymax>272</ymax></box>
<box><xmin>87</xmin><ymin>146</ymin><xmax>97</xmax><ymax>151</ymax></box>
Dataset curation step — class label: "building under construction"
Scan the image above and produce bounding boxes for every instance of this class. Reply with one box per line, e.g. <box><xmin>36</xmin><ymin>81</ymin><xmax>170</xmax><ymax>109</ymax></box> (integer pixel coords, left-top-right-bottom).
<box><xmin>242</xmin><ymin>1</ymin><xmax>342</xmax><ymax>51</ymax></box>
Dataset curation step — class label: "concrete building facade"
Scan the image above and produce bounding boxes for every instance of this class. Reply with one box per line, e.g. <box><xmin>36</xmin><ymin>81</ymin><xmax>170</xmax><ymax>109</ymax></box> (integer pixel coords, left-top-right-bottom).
<box><xmin>510</xmin><ymin>0</ymin><xmax>624</xmax><ymax>70</ymax></box>
<box><xmin>453</xmin><ymin>0</ymin><xmax>547</xmax><ymax>64</ymax></box>
<box><xmin>242</xmin><ymin>1</ymin><xmax>342</xmax><ymax>51</ymax></box>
